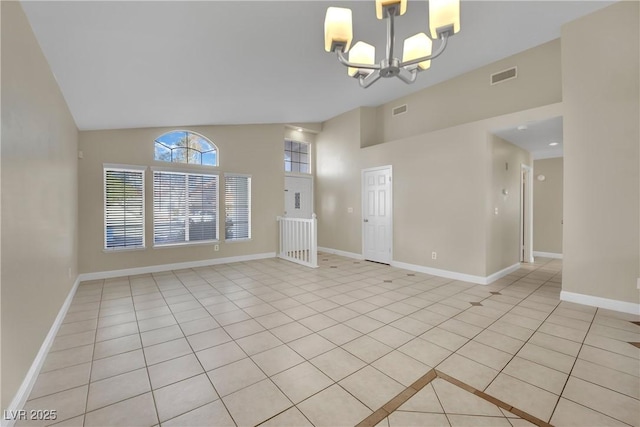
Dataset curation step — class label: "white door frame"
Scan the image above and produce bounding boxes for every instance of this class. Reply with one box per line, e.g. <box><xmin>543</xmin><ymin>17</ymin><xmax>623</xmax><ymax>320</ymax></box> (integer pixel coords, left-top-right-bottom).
<box><xmin>520</xmin><ymin>164</ymin><xmax>534</xmax><ymax>263</ymax></box>
<box><xmin>285</xmin><ymin>173</ymin><xmax>314</xmax><ymax>218</ymax></box>
<box><xmin>361</xmin><ymin>165</ymin><xmax>393</xmax><ymax>263</ymax></box>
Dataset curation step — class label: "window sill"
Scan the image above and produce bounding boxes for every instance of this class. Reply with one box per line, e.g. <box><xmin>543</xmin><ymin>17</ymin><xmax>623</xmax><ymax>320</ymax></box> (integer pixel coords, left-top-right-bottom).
<box><xmin>224</xmin><ymin>238</ymin><xmax>252</xmax><ymax>244</ymax></box>
<box><xmin>103</xmin><ymin>246</ymin><xmax>146</xmax><ymax>253</ymax></box>
<box><xmin>153</xmin><ymin>240</ymin><xmax>220</xmax><ymax>249</ymax></box>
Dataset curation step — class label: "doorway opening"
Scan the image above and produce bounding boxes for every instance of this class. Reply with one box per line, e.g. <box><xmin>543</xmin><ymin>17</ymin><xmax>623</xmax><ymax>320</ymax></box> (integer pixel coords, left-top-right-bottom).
<box><xmin>520</xmin><ymin>164</ymin><xmax>533</xmax><ymax>263</ymax></box>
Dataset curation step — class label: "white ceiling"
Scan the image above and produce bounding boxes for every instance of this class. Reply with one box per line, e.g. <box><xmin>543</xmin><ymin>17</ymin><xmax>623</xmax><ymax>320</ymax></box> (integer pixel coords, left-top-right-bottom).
<box><xmin>493</xmin><ymin>116</ymin><xmax>563</xmax><ymax>159</ymax></box>
<box><xmin>21</xmin><ymin>1</ymin><xmax>613</xmax><ymax>131</ymax></box>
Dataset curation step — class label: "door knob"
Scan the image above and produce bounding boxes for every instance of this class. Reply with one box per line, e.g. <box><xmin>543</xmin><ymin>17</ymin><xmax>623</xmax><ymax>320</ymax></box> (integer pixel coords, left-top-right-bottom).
<box><xmin>363</xmin><ymin>219</ymin><xmax>369</xmax><ymax>222</ymax></box>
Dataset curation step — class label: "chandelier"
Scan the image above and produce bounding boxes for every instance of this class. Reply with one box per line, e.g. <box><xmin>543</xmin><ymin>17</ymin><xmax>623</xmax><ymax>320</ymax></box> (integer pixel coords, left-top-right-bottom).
<box><xmin>324</xmin><ymin>0</ymin><xmax>460</xmax><ymax>88</ymax></box>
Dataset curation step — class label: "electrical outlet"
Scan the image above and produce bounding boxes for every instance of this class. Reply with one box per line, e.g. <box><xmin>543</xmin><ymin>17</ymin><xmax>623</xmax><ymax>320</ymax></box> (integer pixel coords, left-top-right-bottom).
<box><xmin>214</xmin><ymin>245</ymin><xmax>219</xmax><ymax>251</ymax></box>
<box><xmin>431</xmin><ymin>252</ymin><xmax>437</xmax><ymax>260</ymax></box>
<box><xmin>494</xmin><ymin>207</ymin><xmax>499</xmax><ymax>215</ymax></box>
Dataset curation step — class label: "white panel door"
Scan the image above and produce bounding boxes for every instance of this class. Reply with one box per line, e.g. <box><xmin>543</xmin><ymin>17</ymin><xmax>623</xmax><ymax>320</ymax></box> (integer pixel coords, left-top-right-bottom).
<box><xmin>362</xmin><ymin>167</ymin><xmax>392</xmax><ymax>264</ymax></box>
<box><xmin>285</xmin><ymin>176</ymin><xmax>312</xmax><ymax>219</ymax></box>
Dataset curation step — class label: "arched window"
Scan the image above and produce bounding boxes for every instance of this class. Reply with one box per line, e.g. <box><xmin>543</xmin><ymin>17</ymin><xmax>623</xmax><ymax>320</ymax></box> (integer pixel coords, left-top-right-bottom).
<box><xmin>154</xmin><ymin>131</ymin><xmax>218</xmax><ymax>166</ymax></box>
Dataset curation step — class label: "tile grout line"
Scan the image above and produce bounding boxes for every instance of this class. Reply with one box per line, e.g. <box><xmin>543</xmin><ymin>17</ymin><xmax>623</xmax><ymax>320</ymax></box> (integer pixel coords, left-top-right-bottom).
<box><xmin>355</xmin><ymin>368</ymin><xmax>555</xmax><ymax>427</ymax></box>
<box><xmin>150</xmin><ymin>271</ymin><xmax>240</xmax><ymax>426</ymax></box>
<box><xmin>547</xmin><ymin>304</ymin><xmax>598</xmax><ymax>410</ymax></box>
<box><xmin>36</xmin><ymin>256</ymin><xmax>632</xmax><ymax>427</ymax></box>
<box><xmin>436</xmin><ymin>369</ymin><xmax>552</xmax><ymax>427</ymax></box>
<box><xmin>193</xmin><ymin>260</ymin><xmax>445</xmax><ymax>425</ymax></box>
<box><xmin>544</xmin><ymin>306</ymin><xmax>638</xmax><ymax>426</ymax></box>
<box><xmin>33</xmin><ymin>262</ymin><xmax>490</xmax><ymax>410</ymax></box>
<box><xmin>131</xmin><ymin>275</ymin><xmax>163</xmax><ymax>427</ymax></box>
<box><xmin>184</xmin><ymin>267</ymin><xmax>314</xmax><ymax>427</ymax></box>
<box><xmin>82</xmin><ymin>278</ymin><xmax>105</xmax><ymax>427</ymax></box>
<box><xmin>360</xmin><ymin>258</ymin><xmax>563</xmax><ymax>426</ymax></box>
<box><xmin>40</xmin><ymin>260</ymin><xmax>416</xmax><ymax>424</ymax></box>
<box><xmin>480</xmin><ymin>266</ymin><xmax>563</xmax><ymax>388</ymax></box>
<box><xmin>175</xmin><ymin>266</ymin><xmax>342</xmax><ymax>427</ymax></box>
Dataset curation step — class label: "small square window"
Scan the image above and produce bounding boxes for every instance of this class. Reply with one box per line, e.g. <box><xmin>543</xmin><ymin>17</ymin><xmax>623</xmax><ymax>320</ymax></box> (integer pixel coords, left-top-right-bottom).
<box><xmin>284</xmin><ymin>140</ymin><xmax>311</xmax><ymax>174</ymax></box>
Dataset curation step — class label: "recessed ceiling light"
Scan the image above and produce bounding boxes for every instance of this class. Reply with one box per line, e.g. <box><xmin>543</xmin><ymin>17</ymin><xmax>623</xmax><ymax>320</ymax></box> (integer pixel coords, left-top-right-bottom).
<box><xmin>297</xmin><ymin>128</ymin><xmax>303</xmax><ymax>132</ymax></box>
<box><xmin>549</xmin><ymin>142</ymin><xmax>559</xmax><ymax>146</ymax></box>
<box><xmin>517</xmin><ymin>125</ymin><xmax>528</xmax><ymax>131</ymax></box>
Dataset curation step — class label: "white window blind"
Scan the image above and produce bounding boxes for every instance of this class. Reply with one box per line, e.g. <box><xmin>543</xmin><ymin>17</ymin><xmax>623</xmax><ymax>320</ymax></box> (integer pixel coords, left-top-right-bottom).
<box><xmin>225</xmin><ymin>174</ymin><xmax>251</xmax><ymax>241</ymax></box>
<box><xmin>104</xmin><ymin>168</ymin><xmax>145</xmax><ymax>250</ymax></box>
<box><xmin>153</xmin><ymin>171</ymin><xmax>218</xmax><ymax>245</ymax></box>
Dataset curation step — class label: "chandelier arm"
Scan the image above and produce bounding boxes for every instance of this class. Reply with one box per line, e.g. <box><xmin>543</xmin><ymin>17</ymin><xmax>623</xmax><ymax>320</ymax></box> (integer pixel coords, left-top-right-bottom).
<box><xmin>396</xmin><ymin>68</ymin><xmax>418</xmax><ymax>84</ymax></box>
<box><xmin>336</xmin><ymin>50</ymin><xmax>381</xmax><ymax>70</ymax></box>
<box><xmin>359</xmin><ymin>70</ymin><xmax>382</xmax><ymax>88</ymax></box>
<box><xmin>399</xmin><ymin>33</ymin><xmax>450</xmax><ymax>68</ymax></box>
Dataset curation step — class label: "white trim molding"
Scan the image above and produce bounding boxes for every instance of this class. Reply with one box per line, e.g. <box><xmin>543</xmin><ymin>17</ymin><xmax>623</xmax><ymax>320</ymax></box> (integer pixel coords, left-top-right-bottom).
<box><xmin>533</xmin><ymin>251</ymin><xmax>563</xmax><ymax>259</ymax></box>
<box><xmin>560</xmin><ymin>291</ymin><xmax>640</xmax><ymax>315</ymax></box>
<box><xmin>390</xmin><ymin>261</ymin><xmax>521</xmax><ymax>286</ymax></box>
<box><xmin>318</xmin><ymin>247</ymin><xmax>364</xmax><ymax>260</ymax></box>
<box><xmin>79</xmin><ymin>252</ymin><xmax>276</xmax><ymax>281</ymax></box>
<box><xmin>485</xmin><ymin>263</ymin><xmax>522</xmax><ymax>284</ymax></box>
<box><xmin>2</xmin><ymin>277</ymin><xmax>82</xmax><ymax>427</ymax></box>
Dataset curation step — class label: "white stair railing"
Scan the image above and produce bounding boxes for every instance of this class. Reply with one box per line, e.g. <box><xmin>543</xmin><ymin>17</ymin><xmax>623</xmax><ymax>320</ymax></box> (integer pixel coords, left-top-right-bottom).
<box><xmin>277</xmin><ymin>214</ymin><xmax>318</xmax><ymax>268</ymax></box>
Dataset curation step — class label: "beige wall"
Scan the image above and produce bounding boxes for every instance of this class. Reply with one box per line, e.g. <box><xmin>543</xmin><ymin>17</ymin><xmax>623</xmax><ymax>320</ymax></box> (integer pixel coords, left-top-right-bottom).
<box><xmin>1</xmin><ymin>2</ymin><xmax>79</xmax><ymax>409</ymax></box>
<box><xmin>562</xmin><ymin>1</ymin><xmax>639</xmax><ymax>304</ymax></box>
<box><xmin>78</xmin><ymin>125</ymin><xmax>285</xmax><ymax>274</ymax></box>
<box><xmin>315</xmin><ymin>38</ymin><xmax>563</xmax><ymax>278</ymax></box>
<box><xmin>533</xmin><ymin>158</ymin><xmax>563</xmax><ymax>254</ymax></box>
<box><xmin>374</xmin><ymin>40</ymin><xmax>562</xmax><ymax>145</ymax></box>
<box><xmin>315</xmin><ymin>109</ymin><xmax>363</xmax><ymax>254</ymax></box>
<box><xmin>362</xmin><ymin>123</ymin><xmax>489</xmax><ymax>276</ymax></box>
<box><xmin>316</xmin><ymin>103</ymin><xmax>557</xmax><ymax>278</ymax></box>
<box><xmin>486</xmin><ymin>136</ymin><xmax>532</xmax><ymax>275</ymax></box>
<box><xmin>285</xmin><ymin>128</ymin><xmax>316</xmax><ymax>146</ymax></box>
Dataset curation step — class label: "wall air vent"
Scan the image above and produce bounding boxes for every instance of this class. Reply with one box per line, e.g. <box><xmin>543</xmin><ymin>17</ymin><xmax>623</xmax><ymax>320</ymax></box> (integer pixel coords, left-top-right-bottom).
<box><xmin>392</xmin><ymin>104</ymin><xmax>408</xmax><ymax>116</ymax></box>
<box><xmin>490</xmin><ymin>67</ymin><xmax>517</xmax><ymax>85</ymax></box>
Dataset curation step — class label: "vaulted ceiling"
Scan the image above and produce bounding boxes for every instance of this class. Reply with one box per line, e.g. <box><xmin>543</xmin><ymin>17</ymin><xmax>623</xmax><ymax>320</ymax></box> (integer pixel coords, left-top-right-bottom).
<box><xmin>22</xmin><ymin>1</ymin><xmax>613</xmax><ymax>131</ymax></box>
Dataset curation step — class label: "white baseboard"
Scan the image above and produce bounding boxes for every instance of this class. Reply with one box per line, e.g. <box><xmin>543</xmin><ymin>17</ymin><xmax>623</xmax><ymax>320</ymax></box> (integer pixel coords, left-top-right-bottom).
<box><xmin>533</xmin><ymin>251</ymin><xmax>563</xmax><ymax>259</ymax></box>
<box><xmin>317</xmin><ymin>247</ymin><xmax>364</xmax><ymax>261</ymax></box>
<box><xmin>485</xmin><ymin>263</ymin><xmax>523</xmax><ymax>284</ymax></box>
<box><xmin>560</xmin><ymin>291</ymin><xmax>640</xmax><ymax>315</ymax></box>
<box><xmin>318</xmin><ymin>248</ymin><xmax>521</xmax><ymax>286</ymax></box>
<box><xmin>78</xmin><ymin>252</ymin><xmax>276</xmax><ymax>281</ymax></box>
<box><xmin>2</xmin><ymin>277</ymin><xmax>81</xmax><ymax>427</ymax></box>
<box><xmin>390</xmin><ymin>261</ymin><xmax>521</xmax><ymax>286</ymax></box>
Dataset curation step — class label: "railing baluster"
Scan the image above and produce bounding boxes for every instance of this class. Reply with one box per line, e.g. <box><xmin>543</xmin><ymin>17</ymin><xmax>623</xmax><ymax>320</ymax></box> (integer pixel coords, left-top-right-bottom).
<box><xmin>276</xmin><ymin>215</ymin><xmax>318</xmax><ymax>268</ymax></box>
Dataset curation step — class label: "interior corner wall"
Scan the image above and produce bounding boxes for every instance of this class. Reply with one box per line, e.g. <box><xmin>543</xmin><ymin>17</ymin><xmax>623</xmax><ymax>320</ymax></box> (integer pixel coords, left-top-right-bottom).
<box><xmin>533</xmin><ymin>158</ymin><xmax>563</xmax><ymax>255</ymax></box>
<box><xmin>561</xmin><ymin>1</ymin><xmax>639</xmax><ymax>305</ymax></box>
<box><xmin>315</xmin><ymin>108</ymin><xmax>363</xmax><ymax>255</ymax></box>
<box><xmin>78</xmin><ymin>125</ymin><xmax>284</xmax><ymax>274</ymax></box>
<box><xmin>1</xmin><ymin>2</ymin><xmax>79</xmax><ymax>410</ymax></box>
<box><xmin>486</xmin><ymin>135</ymin><xmax>532</xmax><ymax>276</ymax></box>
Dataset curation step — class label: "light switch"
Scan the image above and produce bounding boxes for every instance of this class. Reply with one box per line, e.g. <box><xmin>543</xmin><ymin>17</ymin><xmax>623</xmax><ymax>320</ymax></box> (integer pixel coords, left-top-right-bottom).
<box><xmin>347</xmin><ymin>207</ymin><xmax>353</xmax><ymax>213</ymax></box>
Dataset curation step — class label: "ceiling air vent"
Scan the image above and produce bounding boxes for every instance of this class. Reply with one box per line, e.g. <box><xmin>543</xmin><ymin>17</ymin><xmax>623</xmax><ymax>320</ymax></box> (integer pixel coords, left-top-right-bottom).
<box><xmin>392</xmin><ymin>104</ymin><xmax>408</xmax><ymax>116</ymax></box>
<box><xmin>490</xmin><ymin>67</ymin><xmax>517</xmax><ymax>85</ymax></box>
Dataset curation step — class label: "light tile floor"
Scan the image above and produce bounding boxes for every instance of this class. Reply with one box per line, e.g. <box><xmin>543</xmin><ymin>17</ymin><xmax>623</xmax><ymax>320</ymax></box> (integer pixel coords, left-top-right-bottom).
<box><xmin>17</xmin><ymin>254</ymin><xmax>640</xmax><ymax>427</ymax></box>
<box><xmin>378</xmin><ymin>377</ymin><xmax>531</xmax><ymax>427</ymax></box>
